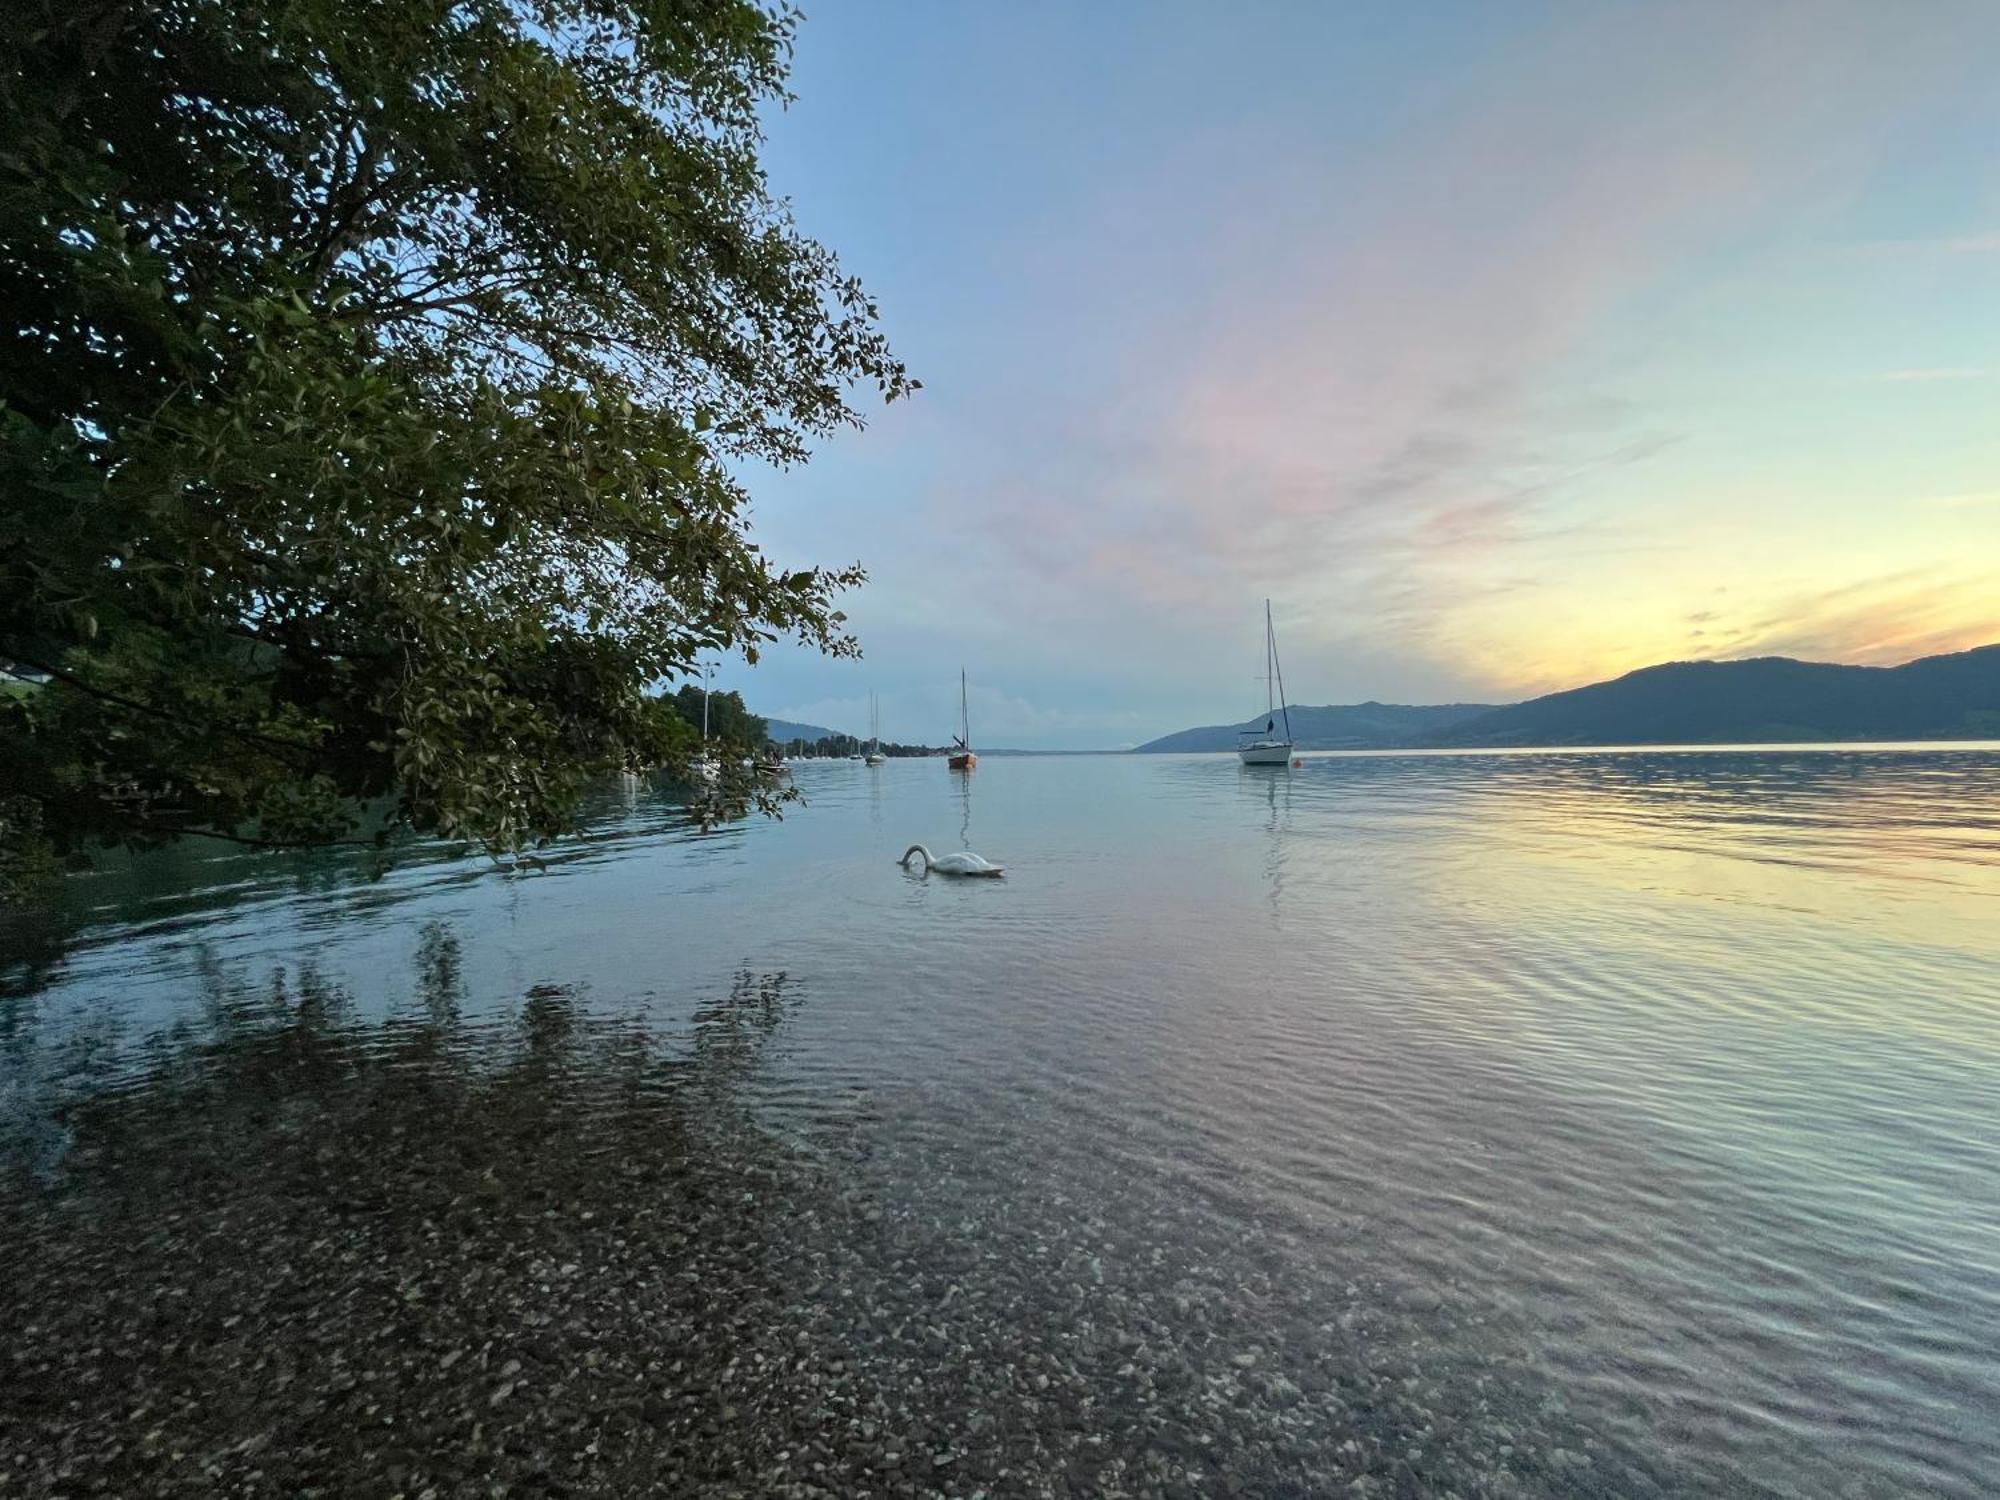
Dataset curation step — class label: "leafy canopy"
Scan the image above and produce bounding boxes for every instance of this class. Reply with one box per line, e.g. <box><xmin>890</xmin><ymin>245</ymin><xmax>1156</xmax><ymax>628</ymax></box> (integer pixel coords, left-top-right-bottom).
<box><xmin>0</xmin><ymin>0</ymin><xmax>910</xmax><ymax>895</ymax></box>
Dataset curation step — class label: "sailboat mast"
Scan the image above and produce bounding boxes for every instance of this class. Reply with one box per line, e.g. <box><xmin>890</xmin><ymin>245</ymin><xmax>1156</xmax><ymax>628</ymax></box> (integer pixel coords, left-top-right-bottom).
<box><xmin>960</xmin><ymin>669</ymin><xmax>969</xmax><ymax>745</ymax></box>
<box><xmin>1264</xmin><ymin>599</ymin><xmax>1275</xmax><ymax>718</ymax></box>
<box><xmin>1268</xmin><ymin>604</ymin><xmax>1293</xmax><ymax>741</ymax></box>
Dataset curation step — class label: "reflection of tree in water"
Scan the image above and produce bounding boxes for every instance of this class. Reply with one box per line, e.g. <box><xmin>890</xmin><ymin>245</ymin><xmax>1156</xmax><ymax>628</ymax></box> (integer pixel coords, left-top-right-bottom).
<box><xmin>2</xmin><ymin>924</ymin><xmax>806</xmax><ymax>1208</ymax></box>
<box><xmin>1</xmin><ymin>924</ymin><xmax>1685</xmax><ymax>1499</ymax></box>
<box><xmin>0</xmin><ymin>927</ymin><xmax>825</xmax><ymax>1496</ymax></box>
<box><xmin>683</xmin><ymin>967</ymin><xmax>792</xmax><ymax>1104</ymax></box>
<box><xmin>0</xmin><ymin>902</ymin><xmax>68</xmax><ymax>1009</ymax></box>
<box><xmin>414</xmin><ymin>919</ymin><xmax>464</xmax><ymax>1027</ymax></box>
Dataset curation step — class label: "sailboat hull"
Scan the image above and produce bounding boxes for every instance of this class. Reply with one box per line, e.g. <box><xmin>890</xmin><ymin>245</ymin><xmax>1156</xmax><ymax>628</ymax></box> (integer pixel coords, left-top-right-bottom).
<box><xmin>1237</xmin><ymin>740</ymin><xmax>1294</xmax><ymax>766</ymax></box>
<box><xmin>948</xmin><ymin>752</ymin><xmax>977</xmax><ymax>771</ymax></box>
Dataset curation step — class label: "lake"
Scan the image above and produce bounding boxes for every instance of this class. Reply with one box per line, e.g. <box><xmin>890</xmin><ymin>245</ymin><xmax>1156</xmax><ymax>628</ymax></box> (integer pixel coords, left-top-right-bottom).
<box><xmin>4</xmin><ymin>748</ymin><xmax>1999</xmax><ymax>1497</ymax></box>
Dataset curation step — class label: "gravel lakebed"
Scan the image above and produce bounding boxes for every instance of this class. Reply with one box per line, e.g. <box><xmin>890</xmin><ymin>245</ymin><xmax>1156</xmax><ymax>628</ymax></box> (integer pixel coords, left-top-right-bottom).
<box><xmin>1</xmin><ymin>964</ymin><xmax>1669</xmax><ymax>1498</ymax></box>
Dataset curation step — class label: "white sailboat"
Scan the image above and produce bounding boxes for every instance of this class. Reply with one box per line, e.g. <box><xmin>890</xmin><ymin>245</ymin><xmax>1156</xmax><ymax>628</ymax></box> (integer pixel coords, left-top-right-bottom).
<box><xmin>694</xmin><ymin>663</ymin><xmax>721</xmax><ymax>780</ymax></box>
<box><xmin>865</xmin><ymin>692</ymin><xmax>886</xmax><ymax>765</ymax></box>
<box><xmin>1238</xmin><ymin>600</ymin><xmax>1295</xmax><ymax>767</ymax></box>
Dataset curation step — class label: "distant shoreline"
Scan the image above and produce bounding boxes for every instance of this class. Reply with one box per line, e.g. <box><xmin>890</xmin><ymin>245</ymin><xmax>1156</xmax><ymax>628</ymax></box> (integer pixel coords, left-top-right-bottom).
<box><xmin>933</xmin><ymin>738</ymin><xmax>2000</xmax><ymax>758</ymax></box>
<box><xmin>1126</xmin><ymin>739</ymin><xmax>2000</xmax><ymax>757</ymax></box>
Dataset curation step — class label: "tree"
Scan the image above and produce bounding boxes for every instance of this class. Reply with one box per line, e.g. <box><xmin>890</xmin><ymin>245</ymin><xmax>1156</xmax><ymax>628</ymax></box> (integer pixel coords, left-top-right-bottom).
<box><xmin>0</xmin><ymin>0</ymin><xmax>910</xmax><ymax>898</ymax></box>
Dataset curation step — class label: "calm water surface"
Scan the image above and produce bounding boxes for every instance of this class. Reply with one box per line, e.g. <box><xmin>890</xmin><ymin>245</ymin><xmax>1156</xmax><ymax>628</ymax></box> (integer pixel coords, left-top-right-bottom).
<box><xmin>5</xmin><ymin>749</ymin><xmax>2000</xmax><ymax>1496</ymax></box>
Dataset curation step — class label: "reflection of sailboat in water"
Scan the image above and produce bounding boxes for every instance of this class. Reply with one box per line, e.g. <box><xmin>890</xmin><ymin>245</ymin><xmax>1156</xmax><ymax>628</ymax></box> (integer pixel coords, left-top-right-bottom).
<box><xmin>616</xmin><ymin>772</ymin><xmax>641</xmax><ymax>815</ymax></box>
<box><xmin>955</xmin><ymin>758</ymin><xmax>974</xmax><ymax>848</ymax></box>
<box><xmin>1256</xmin><ymin>764</ymin><xmax>1288</xmax><ymax>916</ymax></box>
<box><xmin>1250</xmin><ymin>759</ymin><xmax>1293</xmax><ymax>920</ymax></box>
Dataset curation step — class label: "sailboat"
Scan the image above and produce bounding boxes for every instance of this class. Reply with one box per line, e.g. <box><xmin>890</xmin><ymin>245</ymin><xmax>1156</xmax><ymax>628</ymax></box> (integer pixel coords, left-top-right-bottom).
<box><xmin>865</xmin><ymin>692</ymin><xmax>886</xmax><ymax>765</ymax></box>
<box><xmin>947</xmin><ymin>670</ymin><xmax>977</xmax><ymax>771</ymax></box>
<box><xmin>1238</xmin><ymin>600</ymin><xmax>1294</xmax><ymax>767</ymax></box>
<box><xmin>694</xmin><ymin>663</ymin><xmax>721</xmax><ymax>780</ymax></box>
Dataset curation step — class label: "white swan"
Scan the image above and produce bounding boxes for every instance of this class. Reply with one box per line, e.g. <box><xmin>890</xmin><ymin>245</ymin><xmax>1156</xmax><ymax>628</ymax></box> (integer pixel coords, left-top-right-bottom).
<box><xmin>899</xmin><ymin>844</ymin><xmax>1004</xmax><ymax>877</ymax></box>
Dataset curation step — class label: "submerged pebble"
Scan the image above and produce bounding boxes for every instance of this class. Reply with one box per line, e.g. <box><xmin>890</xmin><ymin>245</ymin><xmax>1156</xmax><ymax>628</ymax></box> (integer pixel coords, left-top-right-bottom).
<box><xmin>0</xmin><ymin>970</ymin><xmax>1660</xmax><ymax>1499</ymax></box>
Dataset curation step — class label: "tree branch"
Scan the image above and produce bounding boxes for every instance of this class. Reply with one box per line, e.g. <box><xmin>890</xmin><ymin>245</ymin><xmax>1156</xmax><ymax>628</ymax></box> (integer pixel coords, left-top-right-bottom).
<box><xmin>123</xmin><ymin>820</ymin><xmax>384</xmax><ymax>851</ymax></box>
<box><xmin>1</xmin><ymin>653</ymin><xmax>322</xmax><ymax>763</ymax></box>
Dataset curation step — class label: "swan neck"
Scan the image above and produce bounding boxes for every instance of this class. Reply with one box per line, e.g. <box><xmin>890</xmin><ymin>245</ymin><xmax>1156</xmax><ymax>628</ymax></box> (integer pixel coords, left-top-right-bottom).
<box><xmin>902</xmin><ymin>844</ymin><xmax>932</xmax><ymax>869</ymax></box>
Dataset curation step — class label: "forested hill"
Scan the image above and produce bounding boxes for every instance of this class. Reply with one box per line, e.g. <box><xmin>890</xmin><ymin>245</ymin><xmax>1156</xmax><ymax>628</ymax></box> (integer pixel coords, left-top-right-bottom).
<box><xmin>1134</xmin><ymin>702</ymin><xmax>1500</xmax><ymax>752</ymax></box>
<box><xmin>1134</xmin><ymin>645</ymin><xmax>2000</xmax><ymax>752</ymax></box>
<box><xmin>763</xmin><ymin>717</ymin><xmax>843</xmax><ymax>744</ymax></box>
<box><xmin>1426</xmin><ymin>645</ymin><xmax>2000</xmax><ymax>747</ymax></box>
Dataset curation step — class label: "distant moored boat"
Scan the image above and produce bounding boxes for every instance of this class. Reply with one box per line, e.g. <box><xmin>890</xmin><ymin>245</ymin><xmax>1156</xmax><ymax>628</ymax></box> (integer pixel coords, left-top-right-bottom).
<box><xmin>866</xmin><ymin>692</ymin><xmax>886</xmax><ymax>765</ymax></box>
<box><xmin>948</xmin><ymin>669</ymin><xmax>977</xmax><ymax>771</ymax></box>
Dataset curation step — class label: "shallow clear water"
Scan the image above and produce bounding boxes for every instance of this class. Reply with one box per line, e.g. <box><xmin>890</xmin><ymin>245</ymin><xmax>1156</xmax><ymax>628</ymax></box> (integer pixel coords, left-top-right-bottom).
<box><xmin>5</xmin><ymin>748</ymin><xmax>2000</xmax><ymax>1496</ymax></box>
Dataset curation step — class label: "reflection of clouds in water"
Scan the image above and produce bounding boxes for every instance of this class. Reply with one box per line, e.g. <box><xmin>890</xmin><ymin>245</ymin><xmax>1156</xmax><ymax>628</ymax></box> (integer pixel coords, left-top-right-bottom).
<box><xmin>0</xmin><ymin>916</ymin><xmax>1626</xmax><ymax>1500</ymax></box>
<box><xmin>3</xmin><ymin>751</ymin><xmax>1999</xmax><ymax>1499</ymax></box>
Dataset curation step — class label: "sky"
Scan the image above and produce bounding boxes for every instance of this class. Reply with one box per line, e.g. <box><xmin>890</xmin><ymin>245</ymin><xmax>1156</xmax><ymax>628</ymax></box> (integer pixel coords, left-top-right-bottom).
<box><xmin>716</xmin><ymin>0</ymin><xmax>2000</xmax><ymax>750</ymax></box>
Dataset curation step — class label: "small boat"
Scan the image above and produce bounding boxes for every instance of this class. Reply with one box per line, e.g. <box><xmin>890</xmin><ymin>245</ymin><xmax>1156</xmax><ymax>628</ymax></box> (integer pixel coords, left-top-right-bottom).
<box><xmin>865</xmin><ymin>692</ymin><xmax>886</xmax><ymax>766</ymax></box>
<box><xmin>1238</xmin><ymin>600</ymin><xmax>1295</xmax><ymax>767</ymax></box>
<box><xmin>947</xmin><ymin>669</ymin><xmax>977</xmax><ymax>771</ymax></box>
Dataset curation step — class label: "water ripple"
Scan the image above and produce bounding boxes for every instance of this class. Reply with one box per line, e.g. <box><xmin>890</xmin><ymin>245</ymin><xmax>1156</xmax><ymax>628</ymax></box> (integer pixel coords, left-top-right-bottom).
<box><xmin>4</xmin><ymin>749</ymin><xmax>1999</xmax><ymax>1496</ymax></box>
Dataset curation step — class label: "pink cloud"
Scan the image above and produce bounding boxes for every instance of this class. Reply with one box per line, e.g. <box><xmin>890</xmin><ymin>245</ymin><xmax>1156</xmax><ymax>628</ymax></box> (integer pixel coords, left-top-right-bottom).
<box><xmin>942</xmin><ymin>5</ymin><xmax>1971</xmax><ymax>675</ymax></box>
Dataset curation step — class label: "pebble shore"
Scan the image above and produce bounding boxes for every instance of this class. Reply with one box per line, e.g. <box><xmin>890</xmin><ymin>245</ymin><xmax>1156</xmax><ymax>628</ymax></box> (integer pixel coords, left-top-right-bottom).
<box><xmin>1</xmin><ymin>971</ymin><xmax>1669</xmax><ymax>1498</ymax></box>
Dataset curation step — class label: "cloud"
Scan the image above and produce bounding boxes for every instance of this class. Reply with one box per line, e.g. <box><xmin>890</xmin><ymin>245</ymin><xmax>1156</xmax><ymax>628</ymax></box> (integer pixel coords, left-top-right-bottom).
<box><xmin>1878</xmin><ymin>368</ymin><xmax>1986</xmax><ymax>382</ymax></box>
<box><xmin>1861</xmin><ymin>232</ymin><xmax>2000</xmax><ymax>255</ymax></box>
<box><xmin>1699</xmin><ymin>571</ymin><xmax>2000</xmax><ymax>667</ymax></box>
<box><xmin>897</xmin><ymin>0</ymin><xmax>1983</xmax><ymax>707</ymax></box>
<box><xmin>752</xmin><ymin>2</ymin><xmax>2000</xmax><ymax>742</ymax></box>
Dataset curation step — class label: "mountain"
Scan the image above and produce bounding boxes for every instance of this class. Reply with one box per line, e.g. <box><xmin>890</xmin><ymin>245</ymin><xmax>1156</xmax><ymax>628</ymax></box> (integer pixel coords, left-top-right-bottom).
<box><xmin>1427</xmin><ymin>644</ymin><xmax>2000</xmax><ymax>747</ymax></box>
<box><xmin>763</xmin><ymin>716</ymin><xmax>845</xmax><ymax>744</ymax></box>
<box><xmin>1134</xmin><ymin>702</ymin><xmax>1501</xmax><ymax>753</ymax></box>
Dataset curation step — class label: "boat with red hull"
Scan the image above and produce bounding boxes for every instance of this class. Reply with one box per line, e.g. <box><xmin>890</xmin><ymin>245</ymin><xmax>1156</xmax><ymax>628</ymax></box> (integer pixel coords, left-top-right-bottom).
<box><xmin>948</xmin><ymin>669</ymin><xmax>977</xmax><ymax>771</ymax></box>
